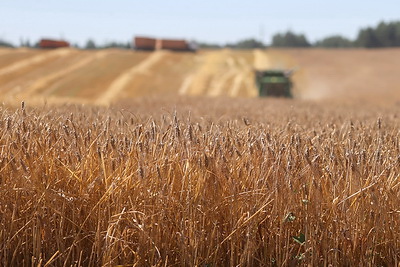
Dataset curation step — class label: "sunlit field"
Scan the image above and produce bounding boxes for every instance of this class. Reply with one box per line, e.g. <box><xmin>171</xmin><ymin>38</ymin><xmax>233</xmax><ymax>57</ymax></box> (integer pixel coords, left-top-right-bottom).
<box><xmin>3</xmin><ymin>0</ymin><xmax>400</xmax><ymax>263</ymax></box>
<box><xmin>2</xmin><ymin>47</ymin><xmax>400</xmax><ymax>106</ymax></box>
<box><xmin>1</xmin><ymin>96</ymin><xmax>399</xmax><ymax>266</ymax></box>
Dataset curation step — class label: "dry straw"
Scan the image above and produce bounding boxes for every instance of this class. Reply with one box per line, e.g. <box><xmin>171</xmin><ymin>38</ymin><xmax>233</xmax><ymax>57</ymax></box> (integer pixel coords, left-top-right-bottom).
<box><xmin>0</xmin><ymin>99</ymin><xmax>399</xmax><ymax>266</ymax></box>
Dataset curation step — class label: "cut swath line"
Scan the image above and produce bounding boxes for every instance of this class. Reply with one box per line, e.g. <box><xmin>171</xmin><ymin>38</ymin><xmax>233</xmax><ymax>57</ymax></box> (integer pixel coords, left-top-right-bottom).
<box><xmin>178</xmin><ymin>75</ymin><xmax>194</xmax><ymax>95</ymax></box>
<box><xmin>0</xmin><ymin>49</ymin><xmax>16</xmax><ymax>56</ymax></box>
<box><xmin>228</xmin><ymin>73</ymin><xmax>244</xmax><ymax>97</ymax></box>
<box><xmin>207</xmin><ymin>57</ymin><xmax>238</xmax><ymax>97</ymax></box>
<box><xmin>22</xmin><ymin>50</ymin><xmax>109</xmax><ymax>97</ymax></box>
<box><xmin>226</xmin><ymin>57</ymin><xmax>235</xmax><ymax>68</ymax></box>
<box><xmin>253</xmin><ymin>49</ymin><xmax>271</xmax><ymax>70</ymax></box>
<box><xmin>96</xmin><ymin>50</ymin><xmax>166</xmax><ymax>105</ymax></box>
<box><xmin>228</xmin><ymin>56</ymin><xmax>252</xmax><ymax>97</ymax></box>
<box><xmin>207</xmin><ymin>70</ymin><xmax>236</xmax><ymax>97</ymax></box>
<box><xmin>0</xmin><ymin>48</ymin><xmax>74</xmax><ymax>76</ymax></box>
<box><xmin>184</xmin><ymin>50</ymin><xmax>228</xmax><ymax>96</ymax></box>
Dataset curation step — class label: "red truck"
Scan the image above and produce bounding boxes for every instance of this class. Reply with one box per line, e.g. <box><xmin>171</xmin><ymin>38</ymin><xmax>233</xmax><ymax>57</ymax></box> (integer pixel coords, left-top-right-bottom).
<box><xmin>156</xmin><ymin>39</ymin><xmax>191</xmax><ymax>51</ymax></box>
<box><xmin>134</xmin><ymin>36</ymin><xmax>195</xmax><ymax>52</ymax></box>
<box><xmin>39</xmin><ymin>39</ymin><xmax>70</xmax><ymax>49</ymax></box>
<box><xmin>134</xmin><ymin>36</ymin><xmax>157</xmax><ymax>50</ymax></box>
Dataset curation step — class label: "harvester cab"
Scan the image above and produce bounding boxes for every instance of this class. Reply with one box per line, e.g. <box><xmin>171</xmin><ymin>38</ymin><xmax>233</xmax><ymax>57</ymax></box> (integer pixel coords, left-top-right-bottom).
<box><xmin>255</xmin><ymin>70</ymin><xmax>293</xmax><ymax>98</ymax></box>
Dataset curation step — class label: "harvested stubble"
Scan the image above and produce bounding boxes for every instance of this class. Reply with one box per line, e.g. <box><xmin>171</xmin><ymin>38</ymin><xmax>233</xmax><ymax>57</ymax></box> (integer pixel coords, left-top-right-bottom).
<box><xmin>0</xmin><ymin>99</ymin><xmax>399</xmax><ymax>266</ymax></box>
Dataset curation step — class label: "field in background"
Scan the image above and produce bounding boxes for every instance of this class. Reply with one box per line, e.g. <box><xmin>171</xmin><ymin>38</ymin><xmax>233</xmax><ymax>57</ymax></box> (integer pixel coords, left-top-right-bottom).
<box><xmin>1</xmin><ymin>47</ymin><xmax>400</xmax><ymax>105</ymax></box>
<box><xmin>0</xmin><ymin>48</ymin><xmax>400</xmax><ymax>266</ymax></box>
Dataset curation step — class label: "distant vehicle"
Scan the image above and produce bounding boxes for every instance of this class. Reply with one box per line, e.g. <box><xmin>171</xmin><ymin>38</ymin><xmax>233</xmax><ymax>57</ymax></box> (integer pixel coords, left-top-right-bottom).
<box><xmin>39</xmin><ymin>39</ymin><xmax>70</xmax><ymax>49</ymax></box>
<box><xmin>134</xmin><ymin>36</ymin><xmax>157</xmax><ymax>51</ymax></box>
<box><xmin>134</xmin><ymin>36</ymin><xmax>195</xmax><ymax>52</ymax></box>
<box><xmin>255</xmin><ymin>70</ymin><xmax>293</xmax><ymax>98</ymax></box>
<box><xmin>156</xmin><ymin>39</ymin><xmax>194</xmax><ymax>51</ymax></box>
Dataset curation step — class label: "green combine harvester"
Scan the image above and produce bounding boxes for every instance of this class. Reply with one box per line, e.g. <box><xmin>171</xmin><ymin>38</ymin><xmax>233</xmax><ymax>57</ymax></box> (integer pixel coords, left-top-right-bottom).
<box><xmin>255</xmin><ymin>70</ymin><xmax>293</xmax><ymax>98</ymax></box>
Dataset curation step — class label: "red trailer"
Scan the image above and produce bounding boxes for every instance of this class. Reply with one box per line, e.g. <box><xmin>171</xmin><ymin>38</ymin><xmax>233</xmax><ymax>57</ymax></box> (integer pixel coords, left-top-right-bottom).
<box><xmin>134</xmin><ymin>36</ymin><xmax>157</xmax><ymax>50</ymax></box>
<box><xmin>156</xmin><ymin>39</ymin><xmax>191</xmax><ymax>51</ymax></box>
<box><xmin>39</xmin><ymin>39</ymin><xmax>70</xmax><ymax>49</ymax></box>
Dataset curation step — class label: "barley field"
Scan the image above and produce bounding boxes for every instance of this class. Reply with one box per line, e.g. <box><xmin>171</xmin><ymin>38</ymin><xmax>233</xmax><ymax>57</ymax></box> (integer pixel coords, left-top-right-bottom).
<box><xmin>1</xmin><ymin>97</ymin><xmax>399</xmax><ymax>266</ymax></box>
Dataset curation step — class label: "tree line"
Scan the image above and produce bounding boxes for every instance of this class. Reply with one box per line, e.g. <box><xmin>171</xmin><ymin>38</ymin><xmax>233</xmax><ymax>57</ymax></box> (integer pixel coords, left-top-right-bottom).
<box><xmin>271</xmin><ymin>21</ymin><xmax>400</xmax><ymax>48</ymax></box>
<box><xmin>2</xmin><ymin>20</ymin><xmax>400</xmax><ymax>49</ymax></box>
<box><xmin>198</xmin><ymin>20</ymin><xmax>400</xmax><ymax>49</ymax></box>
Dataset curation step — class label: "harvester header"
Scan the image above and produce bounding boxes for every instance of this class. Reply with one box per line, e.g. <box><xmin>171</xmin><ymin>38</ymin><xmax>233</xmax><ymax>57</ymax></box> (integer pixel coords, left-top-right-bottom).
<box><xmin>255</xmin><ymin>69</ymin><xmax>293</xmax><ymax>98</ymax></box>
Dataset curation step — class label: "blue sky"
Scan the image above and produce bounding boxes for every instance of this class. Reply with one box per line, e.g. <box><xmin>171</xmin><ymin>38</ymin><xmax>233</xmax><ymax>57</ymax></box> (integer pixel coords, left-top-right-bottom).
<box><xmin>1</xmin><ymin>0</ymin><xmax>399</xmax><ymax>46</ymax></box>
